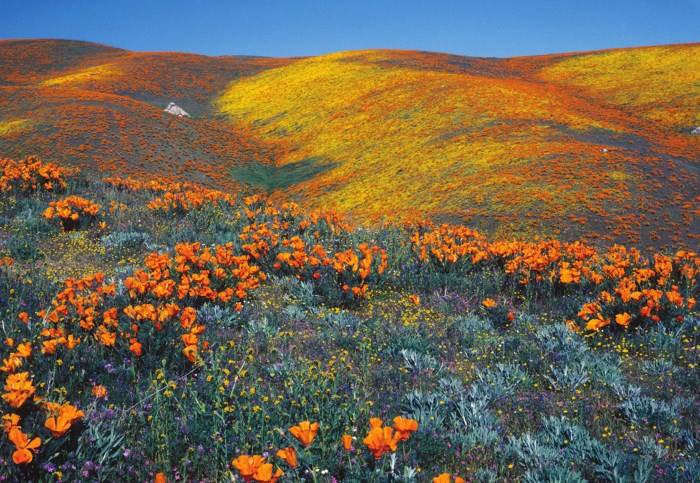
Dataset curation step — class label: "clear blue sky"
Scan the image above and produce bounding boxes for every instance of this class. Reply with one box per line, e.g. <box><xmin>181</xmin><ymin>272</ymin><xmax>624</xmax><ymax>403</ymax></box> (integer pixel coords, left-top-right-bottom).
<box><xmin>2</xmin><ymin>0</ymin><xmax>699</xmax><ymax>57</ymax></box>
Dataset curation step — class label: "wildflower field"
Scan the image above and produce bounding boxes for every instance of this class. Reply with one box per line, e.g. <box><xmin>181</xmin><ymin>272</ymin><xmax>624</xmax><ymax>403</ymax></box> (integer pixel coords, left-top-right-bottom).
<box><xmin>2</xmin><ymin>40</ymin><xmax>699</xmax><ymax>248</ymax></box>
<box><xmin>0</xmin><ymin>155</ymin><xmax>698</xmax><ymax>482</ymax></box>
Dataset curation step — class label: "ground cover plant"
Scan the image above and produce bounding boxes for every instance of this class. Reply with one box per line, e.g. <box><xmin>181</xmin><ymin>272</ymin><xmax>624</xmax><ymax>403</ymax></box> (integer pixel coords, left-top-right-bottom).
<box><xmin>0</xmin><ymin>156</ymin><xmax>698</xmax><ymax>482</ymax></box>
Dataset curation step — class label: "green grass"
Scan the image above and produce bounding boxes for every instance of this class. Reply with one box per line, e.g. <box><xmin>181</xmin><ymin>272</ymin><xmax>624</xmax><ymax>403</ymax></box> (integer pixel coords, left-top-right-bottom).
<box><xmin>230</xmin><ymin>157</ymin><xmax>337</xmax><ymax>192</ymax></box>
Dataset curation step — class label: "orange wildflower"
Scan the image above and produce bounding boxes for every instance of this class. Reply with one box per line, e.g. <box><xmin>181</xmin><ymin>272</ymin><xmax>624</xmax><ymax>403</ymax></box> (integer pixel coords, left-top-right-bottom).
<box><xmin>8</xmin><ymin>427</ymin><xmax>41</xmax><ymax>465</ymax></box>
<box><xmin>2</xmin><ymin>372</ymin><xmax>35</xmax><ymax>408</ymax></box>
<box><xmin>369</xmin><ymin>417</ymin><xmax>383</xmax><ymax>429</ymax></box>
<box><xmin>289</xmin><ymin>420</ymin><xmax>319</xmax><ymax>447</ymax></box>
<box><xmin>482</xmin><ymin>298</ymin><xmax>497</xmax><ymax>308</ymax></box>
<box><xmin>232</xmin><ymin>455</ymin><xmax>283</xmax><ymax>482</ymax></box>
<box><xmin>183</xmin><ymin>345</ymin><xmax>198</xmax><ymax>363</ymax></box>
<box><xmin>363</xmin><ymin>426</ymin><xmax>399</xmax><ymax>459</ymax></box>
<box><xmin>275</xmin><ymin>447</ymin><xmax>298</xmax><ymax>468</ymax></box>
<box><xmin>232</xmin><ymin>454</ymin><xmax>266</xmax><ymax>479</ymax></box>
<box><xmin>433</xmin><ymin>474</ymin><xmax>465</xmax><ymax>483</ymax></box>
<box><xmin>2</xmin><ymin>413</ymin><xmax>20</xmax><ymax>433</ymax></box>
<box><xmin>586</xmin><ymin>317</ymin><xmax>611</xmax><ymax>331</ymax></box>
<box><xmin>342</xmin><ymin>434</ymin><xmax>353</xmax><ymax>451</ymax></box>
<box><xmin>44</xmin><ymin>403</ymin><xmax>84</xmax><ymax>437</ymax></box>
<box><xmin>129</xmin><ymin>339</ymin><xmax>143</xmax><ymax>357</ymax></box>
<box><xmin>615</xmin><ymin>312</ymin><xmax>632</xmax><ymax>328</ymax></box>
<box><xmin>392</xmin><ymin>416</ymin><xmax>419</xmax><ymax>442</ymax></box>
<box><xmin>92</xmin><ymin>384</ymin><xmax>108</xmax><ymax>399</ymax></box>
<box><xmin>180</xmin><ymin>307</ymin><xmax>197</xmax><ymax>328</ymax></box>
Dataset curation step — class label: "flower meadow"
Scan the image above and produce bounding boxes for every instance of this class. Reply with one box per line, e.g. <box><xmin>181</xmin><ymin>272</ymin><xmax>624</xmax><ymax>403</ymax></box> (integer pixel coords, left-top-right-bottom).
<box><xmin>2</xmin><ymin>40</ymin><xmax>699</xmax><ymax>251</ymax></box>
<box><xmin>0</xmin><ymin>156</ymin><xmax>698</xmax><ymax>482</ymax></box>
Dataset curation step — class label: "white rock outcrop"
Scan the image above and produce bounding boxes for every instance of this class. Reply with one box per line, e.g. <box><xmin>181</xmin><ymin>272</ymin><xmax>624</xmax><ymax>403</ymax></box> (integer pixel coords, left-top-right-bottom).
<box><xmin>164</xmin><ymin>102</ymin><xmax>190</xmax><ymax>118</ymax></box>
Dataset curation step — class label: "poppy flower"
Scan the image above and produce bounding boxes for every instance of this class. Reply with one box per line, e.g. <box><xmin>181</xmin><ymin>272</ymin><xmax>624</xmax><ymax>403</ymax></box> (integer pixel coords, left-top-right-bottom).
<box><xmin>2</xmin><ymin>372</ymin><xmax>35</xmax><ymax>408</ymax></box>
<box><xmin>289</xmin><ymin>421</ymin><xmax>319</xmax><ymax>447</ymax></box>
<box><xmin>181</xmin><ymin>333</ymin><xmax>198</xmax><ymax>346</ymax></box>
<box><xmin>342</xmin><ymin>434</ymin><xmax>353</xmax><ymax>451</ymax></box>
<box><xmin>183</xmin><ymin>345</ymin><xmax>198</xmax><ymax>363</ymax></box>
<box><xmin>275</xmin><ymin>447</ymin><xmax>298</xmax><ymax>468</ymax></box>
<box><xmin>363</xmin><ymin>426</ymin><xmax>399</xmax><ymax>459</ymax></box>
<box><xmin>252</xmin><ymin>464</ymin><xmax>283</xmax><ymax>482</ymax></box>
<box><xmin>2</xmin><ymin>413</ymin><xmax>20</xmax><ymax>433</ymax></box>
<box><xmin>586</xmin><ymin>317</ymin><xmax>610</xmax><ymax>331</ymax></box>
<box><xmin>129</xmin><ymin>340</ymin><xmax>143</xmax><ymax>357</ymax></box>
<box><xmin>369</xmin><ymin>417</ymin><xmax>383</xmax><ymax>429</ymax></box>
<box><xmin>615</xmin><ymin>312</ymin><xmax>632</xmax><ymax>328</ymax></box>
<box><xmin>433</xmin><ymin>474</ymin><xmax>465</xmax><ymax>483</ymax></box>
<box><xmin>232</xmin><ymin>454</ymin><xmax>266</xmax><ymax>479</ymax></box>
<box><xmin>482</xmin><ymin>298</ymin><xmax>497</xmax><ymax>308</ymax></box>
<box><xmin>92</xmin><ymin>385</ymin><xmax>108</xmax><ymax>399</ymax></box>
<box><xmin>392</xmin><ymin>416</ymin><xmax>418</xmax><ymax>441</ymax></box>
<box><xmin>8</xmin><ymin>427</ymin><xmax>41</xmax><ymax>464</ymax></box>
<box><xmin>15</xmin><ymin>343</ymin><xmax>31</xmax><ymax>358</ymax></box>
<box><xmin>44</xmin><ymin>403</ymin><xmax>84</xmax><ymax>437</ymax></box>
<box><xmin>232</xmin><ymin>455</ymin><xmax>282</xmax><ymax>482</ymax></box>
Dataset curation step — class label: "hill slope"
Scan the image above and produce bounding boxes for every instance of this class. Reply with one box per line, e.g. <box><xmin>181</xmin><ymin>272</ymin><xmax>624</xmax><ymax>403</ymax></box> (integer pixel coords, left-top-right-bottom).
<box><xmin>0</xmin><ymin>39</ymin><xmax>291</xmax><ymax>187</ymax></box>
<box><xmin>1</xmin><ymin>39</ymin><xmax>699</xmax><ymax>248</ymax></box>
<box><xmin>217</xmin><ymin>47</ymin><xmax>700</xmax><ymax>247</ymax></box>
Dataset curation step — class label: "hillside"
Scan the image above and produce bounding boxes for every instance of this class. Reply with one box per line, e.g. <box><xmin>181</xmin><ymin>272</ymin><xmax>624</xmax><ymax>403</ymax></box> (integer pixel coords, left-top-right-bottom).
<box><xmin>1</xmin><ymin>39</ymin><xmax>699</xmax><ymax>248</ymax></box>
<box><xmin>0</xmin><ymin>39</ymin><xmax>290</xmax><ymax>186</ymax></box>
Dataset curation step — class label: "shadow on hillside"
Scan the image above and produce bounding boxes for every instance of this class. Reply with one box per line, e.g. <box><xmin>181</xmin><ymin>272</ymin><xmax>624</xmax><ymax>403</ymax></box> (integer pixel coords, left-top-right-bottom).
<box><xmin>230</xmin><ymin>157</ymin><xmax>337</xmax><ymax>191</ymax></box>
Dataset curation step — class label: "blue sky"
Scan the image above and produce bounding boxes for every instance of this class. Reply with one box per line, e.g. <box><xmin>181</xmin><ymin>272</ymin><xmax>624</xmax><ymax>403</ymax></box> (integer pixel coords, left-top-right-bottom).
<box><xmin>2</xmin><ymin>0</ymin><xmax>699</xmax><ymax>57</ymax></box>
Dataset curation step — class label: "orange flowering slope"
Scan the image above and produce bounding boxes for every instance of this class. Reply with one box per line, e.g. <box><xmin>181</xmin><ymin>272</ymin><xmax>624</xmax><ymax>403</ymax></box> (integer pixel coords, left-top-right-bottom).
<box><xmin>2</xmin><ymin>40</ymin><xmax>698</xmax><ymax>246</ymax></box>
<box><xmin>0</xmin><ymin>39</ymin><xmax>289</xmax><ymax>193</ymax></box>
<box><xmin>216</xmin><ymin>47</ymin><xmax>699</xmax><ymax>247</ymax></box>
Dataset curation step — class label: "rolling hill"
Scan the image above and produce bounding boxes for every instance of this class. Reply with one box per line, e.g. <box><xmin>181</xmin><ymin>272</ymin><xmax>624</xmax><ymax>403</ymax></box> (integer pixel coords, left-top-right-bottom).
<box><xmin>1</xmin><ymin>39</ymin><xmax>698</xmax><ymax>248</ymax></box>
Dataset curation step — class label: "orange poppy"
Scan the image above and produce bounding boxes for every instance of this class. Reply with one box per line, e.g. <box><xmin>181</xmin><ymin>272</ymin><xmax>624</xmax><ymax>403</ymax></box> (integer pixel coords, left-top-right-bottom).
<box><xmin>615</xmin><ymin>312</ymin><xmax>632</xmax><ymax>328</ymax></box>
<box><xmin>92</xmin><ymin>385</ymin><xmax>108</xmax><ymax>399</ymax></box>
<box><xmin>2</xmin><ymin>372</ymin><xmax>35</xmax><ymax>408</ymax></box>
<box><xmin>232</xmin><ymin>454</ymin><xmax>266</xmax><ymax>479</ymax></box>
<box><xmin>275</xmin><ymin>447</ymin><xmax>298</xmax><ymax>468</ymax></box>
<box><xmin>289</xmin><ymin>421</ymin><xmax>319</xmax><ymax>447</ymax></box>
<box><xmin>44</xmin><ymin>403</ymin><xmax>84</xmax><ymax>437</ymax></box>
<box><xmin>363</xmin><ymin>426</ymin><xmax>399</xmax><ymax>459</ymax></box>
<box><xmin>586</xmin><ymin>317</ymin><xmax>610</xmax><ymax>331</ymax></box>
<box><xmin>183</xmin><ymin>345</ymin><xmax>198</xmax><ymax>363</ymax></box>
<box><xmin>8</xmin><ymin>427</ymin><xmax>41</xmax><ymax>464</ymax></box>
<box><xmin>392</xmin><ymin>416</ymin><xmax>419</xmax><ymax>442</ymax></box>
<box><xmin>433</xmin><ymin>474</ymin><xmax>465</xmax><ymax>483</ymax></box>
<box><xmin>369</xmin><ymin>417</ymin><xmax>383</xmax><ymax>429</ymax></box>
<box><xmin>232</xmin><ymin>455</ymin><xmax>282</xmax><ymax>482</ymax></box>
<box><xmin>2</xmin><ymin>413</ymin><xmax>20</xmax><ymax>433</ymax></box>
<box><xmin>482</xmin><ymin>298</ymin><xmax>497</xmax><ymax>308</ymax></box>
<box><xmin>129</xmin><ymin>340</ymin><xmax>143</xmax><ymax>357</ymax></box>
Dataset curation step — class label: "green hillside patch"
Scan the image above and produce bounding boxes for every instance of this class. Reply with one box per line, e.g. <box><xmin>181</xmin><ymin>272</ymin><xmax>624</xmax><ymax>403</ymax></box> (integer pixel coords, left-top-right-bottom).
<box><xmin>230</xmin><ymin>156</ymin><xmax>337</xmax><ymax>191</ymax></box>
